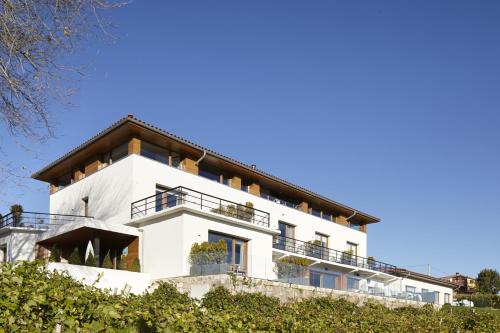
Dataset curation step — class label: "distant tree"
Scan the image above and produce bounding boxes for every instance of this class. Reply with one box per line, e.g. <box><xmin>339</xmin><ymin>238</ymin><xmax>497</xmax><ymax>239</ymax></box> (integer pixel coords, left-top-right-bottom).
<box><xmin>85</xmin><ymin>253</ymin><xmax>96</xmax><ymax>267</ymax></box>
<box><xmin>68</xmin><ymin>247</ymin><xmax>81</xmax><ymax>265</ymax></box>
<box><xmin>49</xmin><ymin>245</ymin><xmax>61</xmax><ymax>263</ymax></box>
<box><xmin>9</xmin><ymin>204</ymin><xmax>23</xmax><ymax>226</ymax></box>
<box><xmin>102</xmin><ymin>251</ymin><xmax>113</xmax><ymax>269</ymax></box>
<box><xmin>477</xmin><ymin>269</ymin><xmax>500</xmax><ymax>294</ymax></box>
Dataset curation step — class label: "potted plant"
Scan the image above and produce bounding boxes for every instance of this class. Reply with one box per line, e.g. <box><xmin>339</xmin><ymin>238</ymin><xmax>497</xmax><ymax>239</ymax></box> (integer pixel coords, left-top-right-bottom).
<box><xmin>189</xmin><ymin>240</ymin><xmax>228</xmax><ymax>276</ymax></box>
<box><xmin>304</xmin><ymin>240</ymin><xmax>324</xmax><ymax>259</ymax></box>
<box><xmin>367</xmin><ymin>256</ymin><xmax>376</xmax><ymax>270</ymax></box>
<box><xmin>10</xmin><ymin>204</ymin><xmax>23</xmax><ymax>227</ymax></box>
<box><xmin>274</xmin><ymin>256</ymin><xmax>311</xmax><ymax>285</ymax></box>
<box><xmin>342</xmin><ymin>250</ymin><xmax>354</xmax><ymax>265</ymax></box>
<box><xmin>241</xmin><ymin>202</ymin><xmax>255</xmax><ymax>222</ymax></box>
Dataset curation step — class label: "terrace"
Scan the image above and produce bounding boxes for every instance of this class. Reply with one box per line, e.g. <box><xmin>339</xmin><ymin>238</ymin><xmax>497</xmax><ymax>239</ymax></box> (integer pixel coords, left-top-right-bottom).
<box><xmin>0</xmin><ymin>211</ymin><xmax>91</xmax><ymax>230</ymax></box>
<box><xmin>131</xmin><ymin>186</ymin><xmax>271</xmax><ymax>228</ymax></box>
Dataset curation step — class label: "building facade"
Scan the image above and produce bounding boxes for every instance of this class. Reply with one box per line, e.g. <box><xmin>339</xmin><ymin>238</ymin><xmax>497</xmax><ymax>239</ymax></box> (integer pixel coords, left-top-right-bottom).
<box><xmin>0</xmin><ymin>115</ymin><xmax>455</xmax><ymax>304</ymax></box>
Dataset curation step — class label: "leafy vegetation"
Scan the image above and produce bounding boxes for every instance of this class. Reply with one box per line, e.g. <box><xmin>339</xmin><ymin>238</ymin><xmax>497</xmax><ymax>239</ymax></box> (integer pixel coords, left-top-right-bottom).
<box><xmin>274</xmin><ymin>256</ymin><xmax>312</xmax><ymax>279</ymax></box>
<box><xmin>189</xmin><ymin>240</ymin><xmax>227</xmax><ymax>265</ymax></box>
<box><xmin>477</xmin><ymin>268</ymin><xmax>500</xmax><ymax>294</ymax></box>
<box><xmin>68</xmin><ymin>248</ymin><xmax>81</xmax><ymax>265</ymax></box>
<box><xmin>48</xmin><ymin>245</ymin><xmax>61</xmax><ymax>263</ymax></box>
<box><xmin>102</xmin><ymin>252</ymin><xmax>113</xmax><ymax>269</ymax></box>
<box><xmin>0</xmin><ymin>261</ymin><xmax>498</xmax><ymax>332</ymax></box>
<box><xmin>85</xmin><ymin>253</ymin><xmax>96</xmax><ymax>267</ymax></box>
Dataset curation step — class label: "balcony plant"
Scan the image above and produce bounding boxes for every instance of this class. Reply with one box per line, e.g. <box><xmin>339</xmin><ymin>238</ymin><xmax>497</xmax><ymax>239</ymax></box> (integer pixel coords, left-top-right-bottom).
<box><xmin>85</xmin><ymin>253</ymin><xmax>96</xmax><ymax>267</ymax></box>
<box><xmin>342</xmin><ymin>250</ymin><xmax>354</xmax><ymax>266</ymax></box>
<box><xmin>367</xmin><ymin>256</ymin><xmax>376</xmax><ymax>270</ymax></box>
<box><xmin>241</xmin><ymin>202</ymin><xmax>255</xmax><ymax>222</ymax></box>
<box><xmin>304</xmin><ymin>240</ymin><xmax>324</xmax><ymax>259</ymax></box>
<box><xmin>10</xmin><ymin>204</ymin><xmax>23</xmax><ymax>227</ymax></box>
<box><xmin>131</xmin><ymin>257</ymin><xmax>141</xmax><ymax>272</ymax></box>
<box><xmin>274</xmin><ymin>256</ymin><xmax>311</xmax><ymax>285</ymax></box>
<box><xmin>189</xmin><ymin>240</ymin><xmax>228</xmax><ymax>276</ymax></box>
<box><xmin>102</xmin><ymin>251</ymin><xmax>113</xmax><ymax>269</ymax></box>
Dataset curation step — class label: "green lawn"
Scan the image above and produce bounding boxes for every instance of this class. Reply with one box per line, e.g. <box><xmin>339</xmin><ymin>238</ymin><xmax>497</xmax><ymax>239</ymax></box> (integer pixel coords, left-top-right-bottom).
<box><xmin>475</xmin><ymin>307</ymin><xmax>500</xmax><ymax>320</ymax></box>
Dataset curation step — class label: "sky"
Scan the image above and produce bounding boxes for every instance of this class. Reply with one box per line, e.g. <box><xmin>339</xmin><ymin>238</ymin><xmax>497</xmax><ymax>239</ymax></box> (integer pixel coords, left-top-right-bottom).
<box><xmin>1</xmin><ymin>1</ymin><xmax>499</xmax><ymax>277</ymax></box>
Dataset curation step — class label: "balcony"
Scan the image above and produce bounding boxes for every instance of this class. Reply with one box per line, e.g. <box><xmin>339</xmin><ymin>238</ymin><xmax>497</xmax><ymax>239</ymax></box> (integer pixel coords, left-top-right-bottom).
<box><xmin>0</xmin><ymin>212</ymin><xmax>91</xmax><ymax>230</ymax></box>
<box><xmin>273</xmin><ymin>235</ymin><xmax>396</xmax><ymax>273</ymax></box>
<box><xmin>131</xmin><ymin>186</ymin><xmax>271</xmax><ymax>228</ymax></box>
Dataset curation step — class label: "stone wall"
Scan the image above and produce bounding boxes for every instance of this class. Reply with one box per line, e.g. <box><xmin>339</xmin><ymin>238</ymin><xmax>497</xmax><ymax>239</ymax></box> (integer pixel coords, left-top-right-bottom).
<box><xmin>157</xmin><ymin>274</ymin><xmax>438</xmax><ymax>309</ymax></box>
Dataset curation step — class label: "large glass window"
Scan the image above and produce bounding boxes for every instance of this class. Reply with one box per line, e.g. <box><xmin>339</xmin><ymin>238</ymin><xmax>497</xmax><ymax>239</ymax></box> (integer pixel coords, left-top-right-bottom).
<box><xmin>311</xmin><ymin>208</ymin><xmax>321</xmax><ymax>217</ymax></box>
<box><xmin>199</xmin><ymin>164</ymin><xmax>221</xmax><ymax>182</ymax></box>
<box><xmin>347</xmin><ymin>277</ymin><xmax>360</xmax><ymax>290</ymax></box>
<box><xmin>346</xmin><ymin>242</ymin><xmax>358</xmax><ymax>256</ymax></box>
<box><xmin>310</xmin><ymin>271</ymin><xmax>321</xmax><ymax>287</ymax></box>
<box><xmin>208</xmin><ymin>232</ymin><xmax>247</xmax><ymax>270</ymax></box>
<box><xmin>315</xmin><ymin>233</ymin><xmax>328</xmax><ymax>248</ymax></box>
<box><xmin>405</xmin><ymin>286</ymin><xmax>416</xmax><ymax>293</ymax></box>
<box><xmin>279</xmin><ymin>222</ymin><xmax>295</xmax><ymax>239</ymax></box>
<box><xmin>111</xmin><ymin>143</ymin><xmax>128</xmax><ymax>163</ymax></box>
<box><xmin>141</xmin><ymin>142</ymin><xmax>168</xmax><ymax>164</ymax></box>
<box><xmin>444</xmin><ymin>293</ymin><xmax>450</xmax><ymax>304</ymax></box>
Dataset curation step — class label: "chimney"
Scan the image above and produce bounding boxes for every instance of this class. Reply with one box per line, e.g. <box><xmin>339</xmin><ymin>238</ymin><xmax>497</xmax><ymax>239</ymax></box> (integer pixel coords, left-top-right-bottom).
<box><xmin>251</xmin><ymin>164</ymin><xmax>257</xmax><ymax>169</ymax></box>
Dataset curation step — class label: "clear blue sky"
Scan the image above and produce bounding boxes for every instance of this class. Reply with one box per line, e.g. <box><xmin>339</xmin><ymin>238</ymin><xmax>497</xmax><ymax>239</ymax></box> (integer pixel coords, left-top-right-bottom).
<box><xmin>1</xmin><ymin>1</ymin><xmax>499</xmax><ymax>277</ymax></box>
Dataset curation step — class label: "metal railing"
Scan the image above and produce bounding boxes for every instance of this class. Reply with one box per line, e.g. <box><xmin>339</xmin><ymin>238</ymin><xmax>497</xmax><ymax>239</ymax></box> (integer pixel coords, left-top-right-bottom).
<box><xmin>273</xmin><ymin>235</ymin><xmax>397</xmax><ymax>273</ymax></box>
<box><xmin>0</xmin><ymin>211</ymin><xmax>91</xmax><ymax>230</ymax></box>
<box><xmin>131</xmin><ymin>186</ymin><xmax>271</xmax><ymax>228</ymax></box>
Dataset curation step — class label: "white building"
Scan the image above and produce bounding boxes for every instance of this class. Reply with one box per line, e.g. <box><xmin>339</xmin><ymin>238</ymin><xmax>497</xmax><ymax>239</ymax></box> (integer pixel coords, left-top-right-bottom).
<box><xmin>0</xmin><ymin>115</ymin><xmax>455</xmax><ymax>304</ymax></box>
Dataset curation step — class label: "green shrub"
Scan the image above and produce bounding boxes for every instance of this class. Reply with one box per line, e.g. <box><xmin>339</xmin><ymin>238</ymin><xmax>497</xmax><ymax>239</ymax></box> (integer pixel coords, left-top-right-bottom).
<box><xmin>101</xmin><ymin>251</ymin><xmax>113</xmax><ymax>269</ymax></box>
<box><xmin>48</xmin><ymin>245</ymin><xmax>61</xmax><ymax>263</ymax></box>
<box><xmin>0</xmin><ymin>261</ymin><xmax>498</xmax><ymax>332</ymax></box>
<box><xmin>119</xmin><ymin>255</ymin><xmax>127</xmax><ymax>270</ymax></box>
<box><xmin>84</xmin><ymin>253</ymin><xmax>96</xmax><ymax>267</ymax></box>
<box><xmin>131</xmin><ymin>257</ymin><xmax>140</xmax><ymax>272</ymax></box>
<box><xmin>189</xmin><ymin>240</ymin><xmax>227</xmax><ymax>265</ymax></box>
<box><xmin>68</xmin><ymin>247</ymin><xmax>81</xmax><ymax>265</ymax></box>
<box><xmin>274</xmin><ymin>256</ymin><xmax>312</xmax><ymax>278</ymax></box>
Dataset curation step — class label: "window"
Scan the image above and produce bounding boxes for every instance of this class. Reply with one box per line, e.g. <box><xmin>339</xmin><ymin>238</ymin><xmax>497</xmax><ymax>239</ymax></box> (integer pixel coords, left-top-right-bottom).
<box><xmin>241</xmin><ymin>181</ymin><xmax>250</xmax><ymax>192</ymax></box>
<box><xmin>310</xmin><ymin>271</ymin><xmax>321</xmax><ymax>287</ymax></box>
<box><xmin>222</xmin><ymin>175</ymin><xmax>231</xmax><ymax>186</ymax></box>
<box><xmin>348</xmin><ymin>222</ymin><xmax>361</xmax><ymax>231</ymax></box>
<box><xmin>346</xmin><ymin>242</ymin><xmax>358</xmax><ymax>256</ymax></box>
<box><xmin>315</xmin><ymin>233</ymin><xmax>328</xmax><ymax>248</ymax></box>
<box><xmin>347</xmin><ymin>277</ymin><xmax>360</xmax><ymax>290</ymax></box>
<box><xmin>405</xmin><ymin>286</ymin><xmax>416</xmax><ymax>293</ymax></box>
<box><xmin>279</xmin><ymin>222</ymin><xmax>295</xmax><ymax>239</ymax></box>
<box><xmin>208</xmin><ymin>232</ymin><xmax>247</xmax><ymax>270</ymax></box>
<box><xmin>309</xmin><ymin>271</ymin><xmax>338</xmax><ymax>289</ymax></box>
<box><xmin>111</xmin><ymin>143</ymin><xmax>128</xmax><ymax>163</ymax></box>
<box><xmin>170</xmin><ymin>152</ymin><xmax>181</xmax><ymax>168</ymax></box>
<box><xmin>199</xmin><ymin>164</ymin><xmax>221</xmax><ymax>182</ymax></box>
<box><xmin>444</xmin><ymin>293</ymin><xmax>450</xmax><ymax>304</ymax></box>
<box><xmin>57</xmin><ymin>173</ymin><xmax>72</xmax><ymax>190</ymax></box>
<box><xmin>141</xmin><ymin>142</ymin><xmax>168</xmax><ymax>164</ymax></box>
<box><xmin>155</xmin><ymin>186</ymin><xmax>178</xmax><ymax>212</ymax></box>
<box><xmin>311</xmin><ymin>208</ymin><xmax>321</xmax><ymax>217</ymax></box>
<box><xmin>322</xmin><ymin>212</ymin><xmax>332</xmax><ymax>221</ymax></box>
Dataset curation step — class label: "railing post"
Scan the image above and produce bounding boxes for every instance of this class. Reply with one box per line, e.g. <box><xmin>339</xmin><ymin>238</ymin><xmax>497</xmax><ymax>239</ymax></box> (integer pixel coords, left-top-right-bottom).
<box><xmin>200</xmin><ymin>193</ymin><xmax>203</xmax><ymax>210</ymax></box>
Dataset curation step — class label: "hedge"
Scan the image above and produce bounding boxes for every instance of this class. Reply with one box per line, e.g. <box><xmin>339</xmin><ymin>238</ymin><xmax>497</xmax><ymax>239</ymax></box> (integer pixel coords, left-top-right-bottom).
<box><xmin>0</xmin><ymin>261</ymin><xmax>498</xmax><ymax>332</ymax></box>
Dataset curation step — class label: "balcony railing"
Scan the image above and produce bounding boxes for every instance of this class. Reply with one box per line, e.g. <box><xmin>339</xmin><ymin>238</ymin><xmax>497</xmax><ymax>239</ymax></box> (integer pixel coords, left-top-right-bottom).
<box><xmin>273</xmin><ymin>235</ymin><xmax>397</xmax><ymax>273</ymax></box>
<box><xmin>0</xmin><ymin>212</ymin><xmax>91</xmax><ymax>230</ymax></box>
<box><xmin>131</xmin><ymin>186</ymin><xmax>271</xmax><ymax>228</ymax></box>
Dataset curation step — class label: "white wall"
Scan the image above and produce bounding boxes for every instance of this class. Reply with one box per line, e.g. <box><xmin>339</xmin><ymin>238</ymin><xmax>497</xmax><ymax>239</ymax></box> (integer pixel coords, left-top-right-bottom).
<box><xmin>50</xmin><ymin>157</ymin><xmax>135</xmax><ymax>224</ymax></box>
<box><xmin>48</xmin><ymin>262</ymin><xmax>152</xmax><ymax>294</ymax></box>
<box><xmin>0</xmin><ymin>229</ymin><xmax>41</xmax><ymax>262</ymax></box>
<box><xmin>139</xmin><ymin>209</ymin><xmax>274</xmax><ymax>280</ymax></box>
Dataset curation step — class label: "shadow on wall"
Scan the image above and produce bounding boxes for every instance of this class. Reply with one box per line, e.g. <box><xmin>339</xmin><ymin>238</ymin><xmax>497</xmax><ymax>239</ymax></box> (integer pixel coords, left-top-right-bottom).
<box><xmin>55</xmin><ymin>165</ymin><xmax>133</xmax><ymax>222</ymax></box>
<box><xmin>9</xmin><ymin>233</ymin><xmax>36</xmax><ymax>261</ymax></box>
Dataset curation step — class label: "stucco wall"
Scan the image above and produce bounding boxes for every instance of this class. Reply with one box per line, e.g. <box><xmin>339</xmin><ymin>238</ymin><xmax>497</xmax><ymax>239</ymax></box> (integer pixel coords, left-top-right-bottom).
<box><xmin>0</xmin><ymin>229</ymin><xmax>42</xmax><ymax>262</ymax></box>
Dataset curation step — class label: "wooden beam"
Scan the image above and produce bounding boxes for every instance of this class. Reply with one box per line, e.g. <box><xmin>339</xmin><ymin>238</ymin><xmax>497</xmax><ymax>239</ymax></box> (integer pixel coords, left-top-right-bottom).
<box><xmin>128</xmin><ymin>137</ymin><xmax>141</xmax><ymax>155</ymax></box>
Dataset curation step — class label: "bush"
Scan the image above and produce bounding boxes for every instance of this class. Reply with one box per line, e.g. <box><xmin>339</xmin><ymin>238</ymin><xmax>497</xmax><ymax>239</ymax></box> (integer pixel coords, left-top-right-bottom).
<box><xmin>68</xmin><ymin>247</ymin><xmax>81</xmax><ymax>265</ymax></box>
<box><xmin>85</xmin><ymin>253</ymin><xmax>96</xmax><ymax>267</ymax></box>
<box><xmin>48</xmin><ymin>245</ymin><xmax>61</xmax><ymax>263</ymax></box>
<box><xmin>102</xmin><ymin>251</ymin><xmax>113</xmax><ymax>269</ymax></box>
<box><xmin>274</xmin><ymin>256</ymin><xmax>311</xmax><ymax>279</ymax></box>
<box><xmin>189</xmin><ymin>240</ymin><xmax>227</xmax><ymax>265</ymax></box>
<box><xmin>0</xmin><ymin>261</ymin><xmax>499</xmax><ymax>332</ymax></box>
<box><xmin>119</xmin><ymin>255</ymin><xmax>127</xmax><ymax>270</ymax></box>
<box><xmin>131</xmin><ymin>257</ymin><xmax>140</xmax><ymax>272</ymax></box>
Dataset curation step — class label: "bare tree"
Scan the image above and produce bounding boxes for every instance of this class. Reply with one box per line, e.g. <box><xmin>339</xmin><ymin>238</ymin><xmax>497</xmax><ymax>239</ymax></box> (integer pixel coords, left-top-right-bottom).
<box><xmin>0</xmin><ymin>0</ymin><xmax>125</xmax><ymax>142</ymax></box>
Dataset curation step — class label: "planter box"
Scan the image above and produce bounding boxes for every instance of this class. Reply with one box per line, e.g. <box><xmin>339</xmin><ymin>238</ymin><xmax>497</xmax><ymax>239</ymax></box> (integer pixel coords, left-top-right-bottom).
<box><xmin>190</xmin><ymin>263</ymin><xmax>229</xmax><ymax>276</ymax></box>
